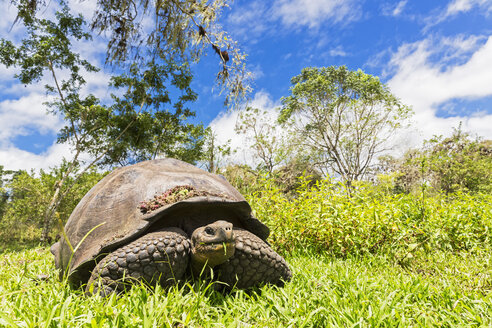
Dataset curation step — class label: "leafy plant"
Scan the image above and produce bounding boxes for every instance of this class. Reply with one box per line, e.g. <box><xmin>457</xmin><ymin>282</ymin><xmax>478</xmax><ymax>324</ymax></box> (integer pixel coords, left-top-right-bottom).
<box><xmin>247</xmin><ymin>175</ymin><xmax>491</xmax><ymax>259</ymax></box>
<box><xmin>381</xmin><ymin>125</ymin><xmax>492</xmax><ymax>194</ymax></box>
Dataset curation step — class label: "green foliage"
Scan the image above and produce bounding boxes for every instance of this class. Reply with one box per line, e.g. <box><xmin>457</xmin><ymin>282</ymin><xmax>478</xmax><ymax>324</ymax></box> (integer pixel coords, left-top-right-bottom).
<box><xmin>0</xmin><ymin>164</ymin><xmax>105</xmax><ymax>243</ymax></box>
<box><xmin>92</xmin><ymin>0</ymin><xmax>251</xmax><ymax>105</ymax></box>
<box><xmin>0</xmin><ymin>6</ymin><xmax>98</xmax><ymax>84</ymax></box>
<box><xmin>0</xmin><ymin>166</ymin><xmax>15</xmax><ymax>219</ymax></box>
<box><xmin>247</xmin><ymin>176</ymin><xmax>491</xmax><ymax>258</ymax></box>
<box><xmin>280</xmin><ymin>66</ymin><xmax>412</xmax><ymax>187</ymax></box>
<box><xmin>382</xmin><ymin>125</ymin><xmax>492</xmax><ymax>194</ymax></box>
<box><xmin>0</xmin><ymin>4</ymin><xmax>110</xmax><ymax>159</ymax></box>
<box><xmin>272</xmin><ymin>157</ymin><xmax>323</xmax><ymax>194</ymax></box>
<box><xmin>0</xmin><ymin>5</ymin><xmax>207</xmax><ymax>167</ymax></box>
<box><xmin>0</xmin><ymin>161</ymin><xmax>490</xmax><ymax>326</ymax></box>
<box><xmin>200</xmin><ymin>127</ymin><xmax>234</xmax><ymax>174</ymax></box>
<box><xmin>98</xmin><ymin>61</ymin><xmax>206</xmax><ymax>166</ymax></box>
<box><xmin>220</xmin><ymin>164</ymin><xmax>260</xmax><ymax>194</ymax></box>
<box><xmin>424</xmin><ymin>127</ymin><xmax>491</xmax><ymax>194</ymax></box>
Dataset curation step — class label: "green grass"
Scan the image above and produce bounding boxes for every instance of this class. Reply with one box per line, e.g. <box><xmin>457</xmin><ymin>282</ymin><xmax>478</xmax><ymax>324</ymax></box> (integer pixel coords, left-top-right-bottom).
<box><xmin>0</xmin><ymin>247</ymin><xmax>490</xmax><ymax>327</ymax></box>
<box><xmin>1</xmin><ymin>177</ymin><xmax>490</xmax><ymax>327</ymax></box>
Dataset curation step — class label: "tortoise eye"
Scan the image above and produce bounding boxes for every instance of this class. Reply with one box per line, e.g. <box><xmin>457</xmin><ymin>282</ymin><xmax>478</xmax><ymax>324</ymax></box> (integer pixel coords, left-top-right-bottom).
<box><xmin>205</xmin><ymin>227</ymin><xmax>214</xmax><ymax>235</ymax></box>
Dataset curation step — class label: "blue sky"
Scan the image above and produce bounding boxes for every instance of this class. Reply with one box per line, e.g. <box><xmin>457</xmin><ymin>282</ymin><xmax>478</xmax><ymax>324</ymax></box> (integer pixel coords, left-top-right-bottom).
<box><xmin>1</xmin><ymin>0</ymin><xmax>492</xmax><ymax>171</ymax></box>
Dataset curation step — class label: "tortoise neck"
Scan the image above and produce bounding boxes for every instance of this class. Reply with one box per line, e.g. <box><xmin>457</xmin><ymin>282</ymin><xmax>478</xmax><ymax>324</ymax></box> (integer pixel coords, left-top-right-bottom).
<box><xmin>190</xmin><ymin>254</ymin><xmax>213</xmax><ymax>277</ymax></box>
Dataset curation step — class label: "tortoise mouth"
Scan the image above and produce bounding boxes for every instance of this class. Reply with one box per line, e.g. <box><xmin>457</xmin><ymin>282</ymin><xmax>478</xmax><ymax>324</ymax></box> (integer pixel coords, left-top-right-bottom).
<box><xmin>190</xmin><ymin>220</ymin><xmax>236</xmax><ymax>269</ymax></box>
<box><xmin>193</xmin><ymin>238</ymin><xmax>235</xmax><ymax>254</ymax></box>
<box><xmin>198</xmin><ymin>241</ymin><xmax>235</xmax><ymax>251</ymax></box>
<box><xmin>191</xmin><ymin>241</ymin><xmax>236</xmax><ymax>269</ymax></box>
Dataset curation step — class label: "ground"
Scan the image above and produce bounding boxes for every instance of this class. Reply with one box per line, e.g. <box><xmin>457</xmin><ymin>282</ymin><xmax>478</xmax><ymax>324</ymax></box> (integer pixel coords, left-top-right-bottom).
<box><xmin>0</xmin><ymin>246</ymin><xmax>490</xmax><ymax>327</ymax></box>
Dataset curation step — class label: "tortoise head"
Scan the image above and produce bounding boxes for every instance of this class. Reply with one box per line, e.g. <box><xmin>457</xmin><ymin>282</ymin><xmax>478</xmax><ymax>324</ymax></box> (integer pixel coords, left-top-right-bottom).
<box><xmin>190</xmin><ymin>220</ymin><xmax>235</xmax><ymax>276</ymax></box>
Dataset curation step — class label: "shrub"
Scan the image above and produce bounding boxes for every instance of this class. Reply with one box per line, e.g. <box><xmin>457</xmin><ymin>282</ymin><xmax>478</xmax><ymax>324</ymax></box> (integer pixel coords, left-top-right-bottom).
<box><xmin>381</xmin><ymin>127</ymin><xmax>492</xmax><ymax>195</ymax></box>
<box><xmin>0</xmin><ymin>166</ymin><xmax>105</xmax><ymax>243</ymax></box>
<box><xmin>246</xmin><ymin>176</ymin><xmax>492</xmax><ymax>258</ymax></box>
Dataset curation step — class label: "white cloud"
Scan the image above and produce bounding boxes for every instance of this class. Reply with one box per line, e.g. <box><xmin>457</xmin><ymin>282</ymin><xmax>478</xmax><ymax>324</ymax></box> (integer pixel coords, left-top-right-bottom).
<box><xmin>208</xmin><ymin>91</ymin><xmax>280</xmax><ymax>167</ymax></box>
<box><xmin>79</xmin><ymin>69</ymin><xmax>114</xmax><ymax>103</ymax></box>
<box><xmin>0</xmin><ymin>93</ymin><xmax>62</xmax><ymax>143</ymax></box>
<box><xmin>226</xmin><ymin>2</ymin><xmax>270</xmax><ymax>41</ymax></box>
<box><xmin>383</xmin><ymin>0</ymin><xmax>408</xmax><ymax>17</ymax></box>
<box><xmin>68</xmin><ymin>0</ymin><xmax>99</xmax><ymax>19</ymax></box>
<box><xmin>387</xmin><ymin>34</ymin><xmax>492</xmax><ymax>144</ymax></box>
<box><xmin>226</xmin><ymin>0</ymin><xmax>361</xmax><ymax>41</ymax></box>
<box><xmin>445</xmin><ymin>0</ymin><xmax>492</xmax><ymax>16</ymax></box>
<box><xmin>275</xmin><ymin>0</ymin><xmax>361</xmax><ymax>28</ymax></box>
<box><xmin>328</xmin><ymin>45</ymin><xmax>348</xmax><ymax>57</ymax></box>
<box><xmin>0</xmin><ymin>142</ymin><xmax>73</xmax><ymax>172</ymax></box>
<box><xmin>0</xmin><ymin>1</ymin><xmax>29</xmax><ymax>40</ymax></box>
<box><xmin>0</xmin><ymin>90</ymin><xmax>72</xmax><ymax>172</ymax></box>
<box><xmin>424</xmin><ymin>0</ymin><xmax>492</xmax><ymax>29</ymax></box>
<box><xmin>250</xmin><ymin>64</ymin><xmax>265</xmax><ymax>80</ymax></box>
<box><xmin>0</xmin><ymin>71</ymin><xmax>113</xmax><ymax>171</ymax></box>
<box><xmin>392</xmin><ymin>0</ymin><xmax>408</xmax><ymax>16</ymax></box>
<box><xmin>440</xmin><ymin>34</ymin><xmax>486</xmax><ymax>54</ymax></box>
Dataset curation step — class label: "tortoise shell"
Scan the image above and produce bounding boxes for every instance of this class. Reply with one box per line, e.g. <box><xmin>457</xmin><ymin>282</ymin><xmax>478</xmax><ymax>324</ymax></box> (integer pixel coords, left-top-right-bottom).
<box><xmin>51</xmin><ymin>158</ymin><xmax>269</xmax><ymax>286</ymax></box>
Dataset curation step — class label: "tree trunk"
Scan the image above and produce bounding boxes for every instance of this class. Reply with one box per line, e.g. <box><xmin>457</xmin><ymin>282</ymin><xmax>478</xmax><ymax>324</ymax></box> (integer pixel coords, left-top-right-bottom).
<box><xmin>209</xmin><ymin>138</ymin><xmax>215</xmax><ymax>174</ymax></box>
<box><xmin>40</xmin><ymin>180</ymin><xmax>62</xmax><ymax>243</ymax></box>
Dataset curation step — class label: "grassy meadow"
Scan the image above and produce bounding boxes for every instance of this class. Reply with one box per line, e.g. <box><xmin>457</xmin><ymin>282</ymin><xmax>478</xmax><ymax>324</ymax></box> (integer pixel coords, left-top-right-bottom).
<box><xmin>0</xmin><ymin>178</ymin><xmax>491</xmax><ymax>327</ymax></box>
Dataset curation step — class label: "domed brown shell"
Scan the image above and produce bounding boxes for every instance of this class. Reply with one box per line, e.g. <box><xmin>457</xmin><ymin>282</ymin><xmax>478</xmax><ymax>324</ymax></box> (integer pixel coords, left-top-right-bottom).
<box><xmin>51</xmin><ymin>158</ymin><xmax>269</xmax><ymax>286</ymax></box>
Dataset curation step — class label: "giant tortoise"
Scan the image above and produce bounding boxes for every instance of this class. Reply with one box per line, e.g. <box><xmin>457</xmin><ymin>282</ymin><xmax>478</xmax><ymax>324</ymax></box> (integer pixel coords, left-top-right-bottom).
<box><xmin>51</xmin><ymin>158</ymin><xmax>291</xmax><ymax>295</ymax></box>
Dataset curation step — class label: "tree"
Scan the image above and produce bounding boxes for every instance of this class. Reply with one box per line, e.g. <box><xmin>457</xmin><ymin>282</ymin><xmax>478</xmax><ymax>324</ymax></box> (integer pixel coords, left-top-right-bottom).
<box><xmin>273</xmin><ymin>157</ymin><xmax>322</xmax><ymax>194</ymax></box>
<box><xmin>425</xmin><ymin>126</ymin><xmax>492</xmax><ymax>193</ymax></box>
<box><xmin>236</xmin><ymin>107</ymin><xmax>297</xmax><ymax>174</ymax></box>
<box><xmin>279</xmin><ymin>66</ymin><xmax>412</xmax><ymax>190</ymax></box>
<box><xmin>201</xmin><ymin>127</ymin><xmax>234</xmax><ymax>174</ymax></box>
<box><xmin>378</xmin><ymin>149</ymin><xmax>424</xmax><ymax>194</ymax></box>
<box><xmin>0</xmin><ymin>3</ymin><xmax>207</xmax><ymax>241</ymax></box>
<box><xmin>95</xmin><ymin>61</ymin><xmax>207</xmax><ymax>166</ymax></box>
<box><xmin>11</xmin><ymin>0</ymin><xmax>250</xmax><ymax>104</ymax></box>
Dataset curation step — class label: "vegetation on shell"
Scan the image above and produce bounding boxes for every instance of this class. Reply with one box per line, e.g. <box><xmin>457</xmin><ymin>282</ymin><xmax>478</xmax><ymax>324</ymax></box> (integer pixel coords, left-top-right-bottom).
<box><xmin>138</xmin><ymin>185</ymin><xmax>233</xmax><ymax>214</ymax></box>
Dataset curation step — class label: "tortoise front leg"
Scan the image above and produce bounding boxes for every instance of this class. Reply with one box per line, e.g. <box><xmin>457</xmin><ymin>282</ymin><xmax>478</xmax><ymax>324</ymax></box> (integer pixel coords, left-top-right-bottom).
<box><xmin>86</xmin><ymin>228</ymin><xmax>190</xmax><ymax>296</ymax></box>
<box><xmin>214</xmin><ymin>229</ymin><xmax>292</xmax><ymax>289</ymax></box>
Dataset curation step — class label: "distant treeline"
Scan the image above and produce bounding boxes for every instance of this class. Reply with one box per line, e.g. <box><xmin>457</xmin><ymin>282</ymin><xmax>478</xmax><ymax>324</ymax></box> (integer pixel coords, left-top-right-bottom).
<box><xmin>0</xmin><ymin>126</ymin><xmax>490</xmax><ymax>246</ymax></box>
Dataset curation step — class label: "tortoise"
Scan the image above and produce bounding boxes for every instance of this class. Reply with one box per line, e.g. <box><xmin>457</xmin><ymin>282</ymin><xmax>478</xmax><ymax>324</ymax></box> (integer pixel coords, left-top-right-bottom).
<box><xmin>51</xmin><ymin>158</ymin><xmax>291</xmax><ymax>295</ymax></box>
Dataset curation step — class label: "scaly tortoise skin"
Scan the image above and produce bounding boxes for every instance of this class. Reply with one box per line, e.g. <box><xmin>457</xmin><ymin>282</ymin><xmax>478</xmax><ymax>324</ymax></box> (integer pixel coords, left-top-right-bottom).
<box><xmin>50</xmin><ymin>158</ymin><xmax>291</xmax><ymax>295</ymax></box>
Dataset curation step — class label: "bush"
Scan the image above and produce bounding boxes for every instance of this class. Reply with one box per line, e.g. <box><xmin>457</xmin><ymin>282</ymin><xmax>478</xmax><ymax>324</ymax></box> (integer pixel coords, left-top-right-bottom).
<box><xmin>381</xmin><ymin>127</ymin><xmax>492</xmax><ymax>195</ymax></box>
<box><xmin>246</xmin><ymin>176</ymin><xmax>492</xmax><ymax>258</ymax></box>
<box><xmin>0</xmin><ymin>166</ymin><xmax>105</xmax><ymax>243</ymax></box>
